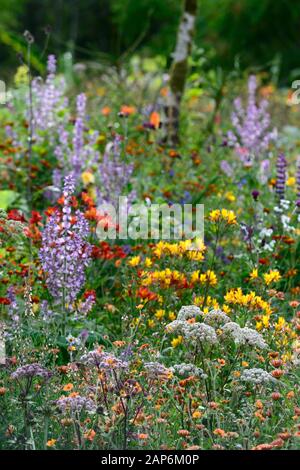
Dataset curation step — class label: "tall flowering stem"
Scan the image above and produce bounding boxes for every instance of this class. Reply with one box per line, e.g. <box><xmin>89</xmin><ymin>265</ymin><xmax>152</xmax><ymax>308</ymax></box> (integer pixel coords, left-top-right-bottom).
<box><xmin>296</xmin><ymin>157</ymin><xmax>300</xmax><ymax>211</ymax></box>
<box><xmin>275</xmin><ymin>153</ymin><xmax>287</xmax><ymax>201</ymax></box>
<box><xmin>97</xmin><ymin>134</ymin><xmax>135</xmax><ymax>206</ymax></box>
<box><xmin>39</xmin><ymin>174</ymin><xmax>92</xmax><ymax>332</ymax></box>
<box><xmin>228</xmin><ymin>75</ymin><xmax>277</xmax><ymax>159</ymax></box>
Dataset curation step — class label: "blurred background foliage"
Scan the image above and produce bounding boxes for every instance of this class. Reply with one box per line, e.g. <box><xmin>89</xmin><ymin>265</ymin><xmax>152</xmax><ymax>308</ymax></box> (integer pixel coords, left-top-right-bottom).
<box><xmin>0</xmin><ymin>0</ymin><xmax>300</xmax><ymax>83</ymax></box>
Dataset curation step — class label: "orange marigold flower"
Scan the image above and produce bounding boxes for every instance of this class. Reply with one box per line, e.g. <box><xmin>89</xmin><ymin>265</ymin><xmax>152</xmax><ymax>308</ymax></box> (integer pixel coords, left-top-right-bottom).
<box><xmin>46</xmin><ymin>439</ymin><xmax>57</xmax><ymax>447</ymax></box>
<box><xmin>120</xmin><ymin>105</ymin><xmax>136</xmax><ymax>116</ymax></box>
<box><xmin>63</xmin><ymin>383</ymin><xmax>74</xmax><ymax>392</ymax></box>
<box><xmin>177</xmin><ymin>430</ymin><xmax>190</xmax><ymax>437</ymax></box>
<box><xmin>84</xmin><ymin>429</ymin><xmax>96</xmax><ymax>442</ymax></box>
<box><xmin>271</xmin><ymin>392</ymin><xmax>282</xmax><ymax>401</ymax></box>
<box><xmin>252</xmin><ymin>443</ymin><xmax>273</xmax><ymax>451</ymax></box>
<box><xmin>213</xmin><ymin>428</ymin><xmax>226</xmax><ymax>437</ymax></box>
<box><xmin>137</xmin><ymin>433</ymin><xmax>149</xmax><ymax>440</ymax></box>
<box><xmin>101</xmin><ymin>106</ymin><xmax>111</xmax><ymax>116</ymax></box>
<box><xmin>271</xmin><ymin>369</ymin><xmax>284</xmax><ymax>378</ymax></box>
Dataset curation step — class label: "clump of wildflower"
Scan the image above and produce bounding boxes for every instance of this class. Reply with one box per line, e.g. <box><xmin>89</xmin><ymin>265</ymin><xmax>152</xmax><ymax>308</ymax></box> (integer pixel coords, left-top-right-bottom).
<box><xmin>203</xmin><ymin>309</ymin><xmax>231</xmax><ymax>326</ymax></box>
<box><xmin>275</xmin><ymin>153</ymin><xmax>288</xmax><ymax>201</ymax></box>
<box><xmin>54</xmin><ymin>93</ymin><xmax>99</xmax><ymax>185</ymax></box>
<box><xmin>228</xmin><ymin>75</ymin><xmax>277</xmax><ymax>158</ymax></box>
<box><xmin>39</xmin><ymin>174</ymin><xmax>92</xmax><ymax>306</ymax></box>
<box><xmin>222</xmin><ymin>322</ymin><xmax>267</xmax><ymax>349</ymax></box>
<box><xmin>177</xmin><ymin>305</ymin><xmax>202</xmax><ymax>321</ymax></box>
<box><xmin>209</xmin><ymin>209</ymin><xmax>237</xmax><ymax>225</ymax></box>
<box><xmin>240</xmin><ymin>368</ymin><xmax>275</xmax><ymax>385</ymax></box>
<box><xmin>171</xmin><ymin>363</ymin><xmax>206</xmax><ymax>379</ymax></box>
<box><xmin>184</xmin><ymin>322</ymin><xmax>218</xmax><ymax>345</ymax></box>
<box><xmin>144</xmin><ymin>362</ymin><xmax>173</xmax><ymax>380</ymax></box>
<box><xmin>56</xmin><ymin>395</ymin><xmax>96</xmax><ymax>414</ymax></box>
<box><xmin>97</xmin><ymin>134</ymin><xmax>135</xmax><ymax>206</ymax></box>
<box><xmin>31</xmin><ymin>55</ymin><xmax>67</xmax><ymax>140</ymax></box>
<box><xmin>80</xmin><ymin>349</ymin><xmax>128</xmax><ymax>370</ymax></box>
<box><xmin>296</xmin><ymin>157</ymin><xmax>300</xmax><ymax>211</ymax></box>
<box><xmin>11</xmin><ymin>363</ymin><xmax>52</xmax><ymax>381</ymax></box>
<box><xmin>263</xmin><ymin>270</ymin><xmax>281</xmax><ymax>286</ymax></box>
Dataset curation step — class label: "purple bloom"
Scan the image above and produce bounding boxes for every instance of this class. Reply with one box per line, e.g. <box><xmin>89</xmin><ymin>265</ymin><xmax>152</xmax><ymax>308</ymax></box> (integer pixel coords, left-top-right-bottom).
<box><xmin>251</xmin><ymin>190</ymin><xmax>260</xmax><ymax>201</ymax></box>
<box><xmin>80</xmin><ymin>349</ymin><xmax>128</xmax><ymax>370</ymax></box>
<box><xmin>275</xmin><ymin>153</ymin><xmax>287</xmax><ymax>200</ymax></box>
<box><xmin>56</xmin><ymin>395</ymin><xmax>96</xmax><ymax>414</ymax></box>
<box><xmin>97</xmin><ymin>135</ymin><xmax>135</xmax><ymax>206</ymax></box>
<box><xmin>228</xmin><ymin>75</ymin><xmax>277</xmax><ymax>158</ymax></box>
<box><xmin>39</xmin><ymin>174</ymin><xmax>92</xmax><ymax>307</ymax></box>
<box><xmin>296</xmin><ymin>157</ymin><xmax>300</xmax><ymax>210</ymax></box>
<box><xmin>11</xmin><ymin>363</ymin><xmax>52</xmax><ymax>381</ymax></box>
<box><xmin>220</xmin><ymin>160</ymin><xmax>234</xmax><ymax>177</ymax></box>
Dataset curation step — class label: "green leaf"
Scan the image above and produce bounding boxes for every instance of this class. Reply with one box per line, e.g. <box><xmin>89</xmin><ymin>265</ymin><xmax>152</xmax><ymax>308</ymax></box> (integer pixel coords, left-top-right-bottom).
<box><xmin>0</xmin><ymin>190</ymin><xmax>18</xmax><ymax>210</ymax></box>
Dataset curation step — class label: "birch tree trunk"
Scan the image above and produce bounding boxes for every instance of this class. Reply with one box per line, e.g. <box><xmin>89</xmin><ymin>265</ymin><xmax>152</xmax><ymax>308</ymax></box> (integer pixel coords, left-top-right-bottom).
<box><xmin>163</xmin><ymin>0</ymin><xmax>198</xmax><ymax>146</ymax></box>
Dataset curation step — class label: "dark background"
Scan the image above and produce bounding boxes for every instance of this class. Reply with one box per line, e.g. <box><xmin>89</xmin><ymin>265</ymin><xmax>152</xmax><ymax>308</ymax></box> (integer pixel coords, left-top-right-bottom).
<box><xmin>1</xmin><ymin>0</ymin><xmax>300</xmax><ymax>82</ymax></box>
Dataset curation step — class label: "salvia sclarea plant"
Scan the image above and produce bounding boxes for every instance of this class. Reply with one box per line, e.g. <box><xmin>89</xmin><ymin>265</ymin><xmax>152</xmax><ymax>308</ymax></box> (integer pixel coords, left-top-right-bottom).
<box><xmin>227</xmin><ymin>75</ymin><xmax>277</xmax><ymax>163</ymax></box>
<box><xmin>39</xmin><ymin>173</ymin><xmax>94</xmax><ymax>330</ymax></box>
<box><xmin>5</xmin><ymin>55</ymin><xmax>68</xmax><ymax>148</ymax></box>
<box><xmin>97</xmin><ymin>134</ymin><xmax>136</xmax><ymax>207</ymax></box>
<box><xmin>53</xmin><ymin>93</ymin><xmax>100</xmax><ymax>187</ymax></box>
<box><xmin>31</xmin><ymin>55</ymin><xmax>68</xmax><ymax>141</ymax></box>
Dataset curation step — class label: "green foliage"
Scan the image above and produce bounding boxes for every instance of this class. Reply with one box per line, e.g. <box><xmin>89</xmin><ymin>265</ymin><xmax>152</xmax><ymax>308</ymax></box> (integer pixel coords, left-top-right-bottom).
<box><xmin>0</xmin><ymin>0</ymin><xmax>300</xmax><ymax>82</ymax></box>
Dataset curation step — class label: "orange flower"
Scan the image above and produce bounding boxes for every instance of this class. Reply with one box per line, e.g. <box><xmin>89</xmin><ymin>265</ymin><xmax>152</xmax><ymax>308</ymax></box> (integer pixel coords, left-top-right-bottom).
<box><xmin>213</xmin><ymin>428</ymin><xmax>226</xmax><ymax>437</ymax></box>
<box><xmin>101</xmin><ymin>106</ymin><xmax>111</xmax><ymax>116</ymax></box>
<box><xmin>84</xmin><ymin>429</ymin><xmax>96</xmax><ymax>442</ymax></box>
<box><xmin>120</xmin><ymin>105</ymin><xmax>136</xmax><ymax>116</ymax></box>
<box><xmin>47</xmin><ymin>439</ymin><xmax>57</xmax><ymax>447</ymax></box>
<box><xmin>252</xmin><ymin>443</ymin><xmax>273</xmax><ymax>450</ymax></box>
<box><xmin>137</xmin><ymin>433</ymin><xmax>149</xmax><ymax>440</ymax></box>
<box><xmin>208</xmin><ymin>401</ymin><xmax>219</xmax><ymax>410</ymax></box>
<box><xmin>271</xmin><ymin>369</ymin><xmax>284</xmax><ymax>378</ymax></box>
<box><xmin>177</xmin><ymin>430</ymin><xmax>190</xmax><ymax>437</ymax></box>
<box><xmin>63</xmin><ymin>383</ymin><xmax>74</xmax><ymax>392</ymax></box>
<box><xmin>271</xmin><ymin>392</ymin><xmax>281</xmax><ymax>401</ymax></box>
<box><xmin>149</xmin><ymin>111</ymin><xmax>160</xmax><ymax>129</ymax></box>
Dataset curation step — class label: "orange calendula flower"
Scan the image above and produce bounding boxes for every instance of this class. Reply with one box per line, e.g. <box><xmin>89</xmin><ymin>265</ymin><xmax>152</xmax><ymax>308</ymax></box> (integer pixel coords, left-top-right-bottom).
<box><xmin>120</xmin><ymin>105</ymin><xmax>136</xmax><ymax>116</ymax></box>
<box><xmin>47</xmin><ymin>439</ymin><xmax>57</xmax><ymax>447</ymax></box>
<box><xmin>149</xmin><ymin>111</ymin><xmax>160</xmax><ymax>129</ymax></box>
<box><xmin>137</xmin><ymin>433</ymin><xmax>149</xmax><ymax>440</ymax></box>
<box><xmin>84</xmin><ymin>429</ymin><xmax>96</xmax><ymax>441</ymax></box>
<box><xmin>101</xmin><ymin>106</ymin><xmax>111</xmax><ymax>116</ymax></box>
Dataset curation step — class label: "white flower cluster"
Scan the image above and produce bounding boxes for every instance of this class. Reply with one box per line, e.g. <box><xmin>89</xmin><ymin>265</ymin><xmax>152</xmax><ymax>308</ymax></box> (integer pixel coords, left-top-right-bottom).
<box><xmin>166</xmin><ymin>318</ymin><xmax>217</xmax><ymax>345</ymax></box>
<box><xmin>240</xmin><ymin>368</ymin><xmax>275</xmax><ymax>385</ymax></box>
<box><xmin>203</xmin><ymin>309</ymin><xmax>231</xmax><ymax>326</ymax></box>
<box><xmin>144</xmin><ymin>362</ymin><xmax>172</xmax><ymax>379</ymax></box>
<box><xmin>171</xmin><ymin>363</ymin><xmax>206</xmax><ymax>379</ymax></box>
<box><xmin>222</xmin><ymin>322</ymin><xmax>267</xmax><ymax>349</ymax></box>
<box><xmin>185</xmin><ymin>322</ymin><xmax>218</xmax><ymax>345</ymax></box>
<box><xmin>178</xmin><ymin>305</ymin><xmax>202</xmax><ymax>321</ymax></box>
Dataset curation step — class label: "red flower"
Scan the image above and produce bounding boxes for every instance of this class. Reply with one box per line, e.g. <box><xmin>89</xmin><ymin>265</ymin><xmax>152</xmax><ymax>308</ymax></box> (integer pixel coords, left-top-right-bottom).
<box><xmin>29</xmin><ymin>211</ymin><xmax>42</xmax><ymax>225</ymax></box>
<box><xmin>84</xmin><ymin>290</ymin><xmax>96</xmax><ymax>301</ymax></box>
<box><xmin>7</xmin><ymin>209</ymin><xmax>26</xmax><ymax>222</ymax></box>
<box><xmin>137</xmin><ymin>287</ymin><xmax>157</xmax><ymax>301</ymax></box>
<box><xmin>0</xmin><ymin>297</ymin><xmax>11</xmax><ymax>305</ymax></box>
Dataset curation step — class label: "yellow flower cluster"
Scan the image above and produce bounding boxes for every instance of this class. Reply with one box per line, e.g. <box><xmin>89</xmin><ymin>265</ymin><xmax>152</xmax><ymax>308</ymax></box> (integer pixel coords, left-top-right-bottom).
<box><xmin>140</xmin><ymin>269</ymin><xmax>186</xmax><ymax>288</ymax></box>
<box><xmin>152</xmin><ymin>238</ymin><xmax>206</xmax><ymax>261</ymax></box>
<box><xmin>128</xmin><ymin>256</ymin><xmax>141</xmax><ymax>267</ymax></box>
<box><xmin>224</xmin><ymin>288</ymin><xmax>272</xmax><ymax>315</ymax></box>
<box><xmin>209</xmin><ymin>209</ymin><xmax>237</xmax><ymax>225</ymax></box>
<box><xmin>263</xmin><ymin>270</ymin><xmax>281</xmax><ymax>286</ymax></box>
<box><xmin>190</xmin><ymin>270</ymin><xmax>218</xmax><ymax>286</ymax></box>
